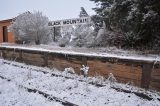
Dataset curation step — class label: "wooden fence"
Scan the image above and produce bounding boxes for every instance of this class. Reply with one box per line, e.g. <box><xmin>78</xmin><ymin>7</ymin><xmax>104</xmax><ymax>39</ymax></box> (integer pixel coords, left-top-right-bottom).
<box><xmin>0</xmin><ymin>46</ymin><xmax>159</xmax><ymax>91</ymax></box>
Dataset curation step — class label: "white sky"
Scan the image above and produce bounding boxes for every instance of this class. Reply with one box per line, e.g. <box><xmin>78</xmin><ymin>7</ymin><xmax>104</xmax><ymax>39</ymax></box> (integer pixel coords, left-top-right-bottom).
<box><xmin>0</xmin><ymin>0</ymin><xmax>96</xmax><ymax>21</ymax></box>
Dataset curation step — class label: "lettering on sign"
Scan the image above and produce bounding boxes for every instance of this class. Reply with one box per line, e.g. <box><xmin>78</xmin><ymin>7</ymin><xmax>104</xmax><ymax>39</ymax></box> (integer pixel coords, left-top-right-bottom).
<box><xmin>48</xmin><ymin>17</ymin><xmax>90</xmax><ymax>27</ymax></box>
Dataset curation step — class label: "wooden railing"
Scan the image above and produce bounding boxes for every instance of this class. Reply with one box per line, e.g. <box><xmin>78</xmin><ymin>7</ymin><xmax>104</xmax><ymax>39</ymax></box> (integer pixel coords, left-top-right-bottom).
<box><xmin>0</xmin><ymin>46</ymin><xmax>159</xmax><ymax>91</ymax></box>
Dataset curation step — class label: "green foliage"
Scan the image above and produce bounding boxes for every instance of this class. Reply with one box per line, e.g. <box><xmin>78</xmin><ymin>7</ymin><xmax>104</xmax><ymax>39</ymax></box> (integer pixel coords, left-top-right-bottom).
<box><xmin>90</xmin><ymin>0</ymin><xmax>160</xmax><ymax>50</ymax></box>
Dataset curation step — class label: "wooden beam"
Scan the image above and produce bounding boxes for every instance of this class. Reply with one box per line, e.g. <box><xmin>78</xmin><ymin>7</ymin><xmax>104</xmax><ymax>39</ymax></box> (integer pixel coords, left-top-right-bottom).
<box><xmin>141</xmin><ymin>63</ymin><xmax>153</xmax><ymax>89</ymax></box>
<box><xmin>82</xmin><ymin>57</ymin><xmax>87</xmax><ymax>66</ymax></box>
<box><xmin>43</xmin><ymin>53</ymin><xmax>48</xmax><ymax>66</ymax></box>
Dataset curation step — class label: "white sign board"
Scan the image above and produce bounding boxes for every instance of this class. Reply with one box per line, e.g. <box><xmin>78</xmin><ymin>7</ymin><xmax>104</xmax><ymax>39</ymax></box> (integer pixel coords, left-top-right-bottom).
<box><xmin>48</xmin><ymin>17</ymin><xmax>90</xmax><ymax>27</ymax></box>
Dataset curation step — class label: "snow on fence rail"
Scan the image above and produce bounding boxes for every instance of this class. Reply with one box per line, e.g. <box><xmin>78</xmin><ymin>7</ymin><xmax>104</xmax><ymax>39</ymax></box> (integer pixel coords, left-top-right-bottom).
<box><xmin>0</xmin><ymin>45</ymin><xmax>160</xmax><ymax>91</ymax></box>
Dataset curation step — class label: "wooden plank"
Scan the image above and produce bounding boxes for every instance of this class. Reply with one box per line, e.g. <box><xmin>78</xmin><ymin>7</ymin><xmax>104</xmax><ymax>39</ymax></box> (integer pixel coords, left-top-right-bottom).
<box><xmin>116</xmin><ymin>77</ymin><xmax>141</xmax><ymax>87</ymax></box>
<box><xmin>48</xmin><ymin>57</ymin><xmax>82</xmax><ymax>74</ymax></box>
<box><xmin>87</xmin><ymin>60</ymin><xmax>142</xmax><ymax>79</ymax></box>
<box><xmin>150</xmin><ymin>81</ymin><xmax>160</xmax><ymax>91</ymax></box>
<box><xmin>22</xmin><ymin>52</ymin><xmax>45</xmax><ymax>66</ymax></box>
<box><xmin>88</xmin><ymin>60</ymin><xmax>141</xmax><ymax>73</ymax></box>
<box><xmin>22</xmin><ymin>52</ymin><xmax>43</xmax><ymax>58</ymax></box>
<box><xmin>151</xmin><ymin>69</ymin><xmax>160</xmax><ymax>76</ymax></box>
<box><xmin>23</xmin><ymin>59</ymin><xmax>44</xmax><ymax>66</ymax></box>
<box><xmin>2</xmin><ymin>50</ymin><xmax>20</xmax><ymax>61</ymax></box>
<box><xmin>22</xmin><ymin>56</ymin><xmax>44</xmax><ymax>62</ymax></box>
<box><xmin>151</xmin><ymin>77</ymin><xmax>160</xmax><ymax>82</ymax></box>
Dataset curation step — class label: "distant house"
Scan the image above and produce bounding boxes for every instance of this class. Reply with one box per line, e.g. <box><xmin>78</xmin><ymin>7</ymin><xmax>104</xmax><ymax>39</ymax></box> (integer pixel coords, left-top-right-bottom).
<box><xmin>0</xmin><ymin>19</ymin><xmax>15</xmax><ymax>43</ymax></box>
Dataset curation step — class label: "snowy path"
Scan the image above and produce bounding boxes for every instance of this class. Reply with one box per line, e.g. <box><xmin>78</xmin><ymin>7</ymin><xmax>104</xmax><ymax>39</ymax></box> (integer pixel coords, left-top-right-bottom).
<box><xmin>0</xmin><ymin>59</ymin><xmax>160</xmax><ymax>106</ymax></box>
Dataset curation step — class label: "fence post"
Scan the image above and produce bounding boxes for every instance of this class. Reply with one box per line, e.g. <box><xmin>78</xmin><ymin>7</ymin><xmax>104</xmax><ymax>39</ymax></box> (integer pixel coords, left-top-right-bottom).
<box><xmin>19</xmin><ymin>50</ymin><xmax>22</xmax><ymax>62</ymax></box>
<box><xmin>44</xmin><ymin>53</ymin><xmax>48</xmax><ymax>66</ymax></box>
<box><xmin>2</xmin><ymin>50</ymin><xmax>6</xmax><ymax>59</ymax></box>
<box><xmin>141</xmin><ymin>63</ymin><xmax>153</xmax><ymax>89</ymax></box>
<box><xmin>82</xmin><ymin>57</ymin><xmax>87</xmax><ymax>66</ymax></box>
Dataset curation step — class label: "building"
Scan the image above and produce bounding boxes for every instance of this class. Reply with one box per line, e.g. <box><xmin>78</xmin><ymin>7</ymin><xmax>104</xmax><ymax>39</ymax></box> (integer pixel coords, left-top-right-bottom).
<box><xmin>0</xmin><ymin>15</ymin><xmax>90</xmax><ymax>44</ymax></box>
<box><xmin>0</xmin><ymin>19</ymin><xmax>15</xmax><ymax>43</ymax></box>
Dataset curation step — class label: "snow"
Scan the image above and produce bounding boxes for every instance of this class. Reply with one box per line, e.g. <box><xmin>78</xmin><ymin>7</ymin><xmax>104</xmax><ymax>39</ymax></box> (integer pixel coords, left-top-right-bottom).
<box><xmin>0</xmin><ymin>44</ymin><xmax>160</xmax><ymax>63</ymax></box>
<box><xmin>80</xmin><ymin>65</ymin><xmax>89</xmax><ymax>77</ymax></box>
<box><xmin>9</xmin><ymin>11</ymin><xmax>51</xmax><ymax>44</ymax></box>
<box><xmin>64</xmin><ymin>67</ymin><xmax>75</xmax><ymax>74</ymax></box>
<box><xmin>143</xmin><ymin>10</ymin><xmax>157</xmax><ymax>21</ymax></box>
<box><xmin>0</xmin><ymin>77</ymin><xmax>62</xmax><ymax>106</ymax></box>
<box><xmin>0</xmin><ymin>59</ymin><xmax>160</xmax><ymax>106</ymax></box>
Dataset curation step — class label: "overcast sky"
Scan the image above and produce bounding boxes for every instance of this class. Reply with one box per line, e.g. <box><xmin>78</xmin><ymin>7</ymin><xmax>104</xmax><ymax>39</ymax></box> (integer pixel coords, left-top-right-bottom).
<box><xmin>0</xmin><ymin>0</ymin><xmax>96</xmax><ymax>20</ymax></box>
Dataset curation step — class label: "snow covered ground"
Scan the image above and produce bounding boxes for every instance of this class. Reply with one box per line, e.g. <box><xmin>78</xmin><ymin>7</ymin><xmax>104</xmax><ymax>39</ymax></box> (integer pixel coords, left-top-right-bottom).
<box><xmin>0</xmin><ymin>59</ymin><xmax>160</xmax><ymax>106</ymax></box>
<box><xmin>0</xmin><ymin>78</ymin><xmax>63</xmax><ymax>106</ymax></box>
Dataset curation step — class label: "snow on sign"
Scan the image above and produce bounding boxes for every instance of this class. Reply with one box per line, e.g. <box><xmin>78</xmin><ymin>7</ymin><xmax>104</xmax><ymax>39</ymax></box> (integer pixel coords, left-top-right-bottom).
<box><xmin>48</xmin><ymin>17</ymin><xmax>90</xmax><ymax>27</ymax></box>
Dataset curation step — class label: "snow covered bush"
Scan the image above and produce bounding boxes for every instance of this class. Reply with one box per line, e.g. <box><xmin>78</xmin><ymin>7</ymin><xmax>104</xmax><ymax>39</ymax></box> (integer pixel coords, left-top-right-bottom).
<box><xmin>58</xmin><ymin>34</ymin><xmax>71</xmax><ymax>47</ymax></box>
<box><xmin>107</xmin><ymin>73</ymin><xmax>117</xmax><ymax>83</ymax></box>
<box><xmin>80</xmin><ymin>65</ymin><xmax>89</xmax><ymax>77</ymax></box>
<box><xmin>91</xmin><ymin>76</ymin><xmax>105</xmax><ymax>85</ymax></box>
<box><xmin>56</xmin><ymin>24</ymin><xmax>96</xmax><ymax>48</ymax></box>
<box><xmin>94</xmin><ymin>21</ymin><xmax>109</xmax><ymax>47</ymax></box>
<box><xmin>68</xmin><ymin>24</ymin><xmax>96</xmax><ymax>47</ymax></box>
<box><xmin>9</xmin><ymin>11</ymin><xmax>51</xmax><ymax>45</ymax></box>
<box><xmin>63</xmin><ymin>67</ymin><xmax>75</xmax><ymax>74</ymax></box>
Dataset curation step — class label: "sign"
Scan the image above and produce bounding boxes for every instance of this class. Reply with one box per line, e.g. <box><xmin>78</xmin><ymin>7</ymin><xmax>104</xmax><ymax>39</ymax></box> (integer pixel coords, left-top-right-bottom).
<box><xmin>48</xmin><ymin>17</ymin><xmax>90</xmax><ymax>27</ymax></box>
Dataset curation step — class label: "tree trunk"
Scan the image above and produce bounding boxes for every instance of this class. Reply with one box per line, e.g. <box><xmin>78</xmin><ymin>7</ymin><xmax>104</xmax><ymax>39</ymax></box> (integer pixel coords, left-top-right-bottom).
<box><xmin>35</xmin><ymin>40</ymin><xmax>40</xmax><ymax>45</ymax></box>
